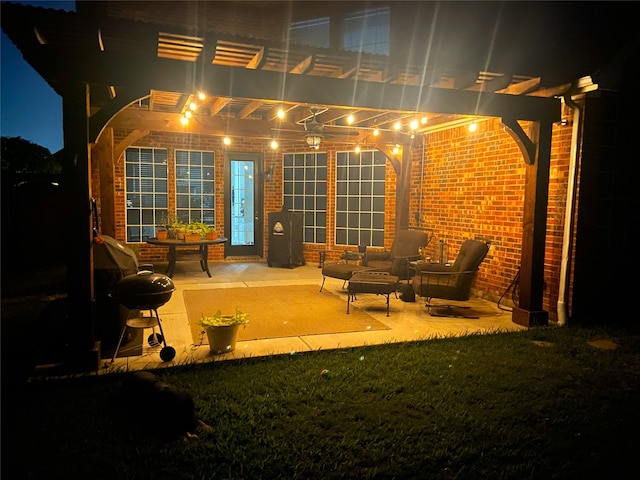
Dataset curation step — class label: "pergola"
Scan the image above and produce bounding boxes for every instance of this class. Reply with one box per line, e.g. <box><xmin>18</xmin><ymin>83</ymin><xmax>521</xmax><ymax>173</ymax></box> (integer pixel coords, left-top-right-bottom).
<box><xmin>3</xmin><ymin>2</ymin><xmax>590</xmax><ymax>368</ymax></box>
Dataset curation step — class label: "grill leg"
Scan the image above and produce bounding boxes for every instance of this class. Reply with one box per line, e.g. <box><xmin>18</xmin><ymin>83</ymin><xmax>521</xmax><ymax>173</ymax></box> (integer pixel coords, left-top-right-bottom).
<box><xmin>111</xmin><ymin>325</ymin><xmax>128</xmax><ymax>363</ymax></box>
<box><xmin>152</xmin><ymin>309</ymin><xmax>168</xmax><ymax>348</ymax></box>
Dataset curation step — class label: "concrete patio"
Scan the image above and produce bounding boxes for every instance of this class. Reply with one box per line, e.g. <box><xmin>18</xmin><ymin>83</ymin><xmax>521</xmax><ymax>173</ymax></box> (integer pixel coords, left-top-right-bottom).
<box><xmin>103</xmin><ymin>259</ymin><xmax>525</xmax><ymax>374</ymax></box>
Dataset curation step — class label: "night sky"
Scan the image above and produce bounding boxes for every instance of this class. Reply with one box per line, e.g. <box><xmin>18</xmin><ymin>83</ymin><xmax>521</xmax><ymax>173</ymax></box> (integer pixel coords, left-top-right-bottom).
<box><xmin>1</xmin><ymin>0</ymin><xmax>74</xmax><ymax>153</ymax></box>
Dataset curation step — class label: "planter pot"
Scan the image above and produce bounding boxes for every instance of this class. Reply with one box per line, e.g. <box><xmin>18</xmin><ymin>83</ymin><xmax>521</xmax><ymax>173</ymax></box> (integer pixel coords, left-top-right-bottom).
<box><xmin>205</xmin><ymin>324</ymin><xmax>241</xmax><ymax>354</ymax></box>
<box><xmin>184</xmin><ymin>233</ymin><xmax>201</xmax><ymax>242</ymax></box>
<box><xmin>156</xmin><ymin>229</ymin><xmax>168</xmax><ymax>240</ymax></box>
<box><xmin>206</xmin><ymin>231</ymin><xmax>218</xmax><ymax>240</ymax></box>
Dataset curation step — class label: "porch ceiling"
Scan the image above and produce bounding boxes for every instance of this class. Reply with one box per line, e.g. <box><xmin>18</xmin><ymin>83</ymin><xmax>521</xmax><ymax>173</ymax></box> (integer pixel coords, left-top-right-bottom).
<box><xmin>2</xmin><ymin>2</ymin><xmax>585</xmax><ymax>146</ymax></box>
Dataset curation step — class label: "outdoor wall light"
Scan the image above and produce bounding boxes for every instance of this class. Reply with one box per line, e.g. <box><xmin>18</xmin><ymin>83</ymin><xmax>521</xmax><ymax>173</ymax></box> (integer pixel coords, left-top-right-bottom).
<box><xmin>264</xmin><ymin>166</ymin><xmax>274</xmax><ymax>182</ymax></box>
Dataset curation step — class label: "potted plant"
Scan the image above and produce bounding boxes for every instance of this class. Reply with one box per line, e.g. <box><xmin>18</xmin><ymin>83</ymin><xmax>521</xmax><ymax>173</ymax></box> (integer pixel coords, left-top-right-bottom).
<box><xmin>199</xmin><ymin>309</ymin><xmax>248</xmax><ymax>354</ymax></box>
<box><xmin>184</xmin><ymin>221</ymin><xmax>204</xmax><ymax>242</ymax></box>
<box><xmin>203</xmin><ymin>223</ymin><xmax>218</xmax><ymax>240</ymax></box>
<box><xmin>156</xmin><ymin>212</ymin><xmax>169</xmax><ymax>239</ymax></box>
<box><xmin>168</xmin><ymin>216</ymin><xmax>185</xmax><ymax>240</ymax></box>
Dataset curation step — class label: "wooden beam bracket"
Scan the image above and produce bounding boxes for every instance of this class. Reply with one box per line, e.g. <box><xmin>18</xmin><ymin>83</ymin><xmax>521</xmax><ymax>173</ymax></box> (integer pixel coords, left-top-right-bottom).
<box><xmin>500</xmin><ymin>117</ymin><xmax>536</xmax><ymax>165</ymax></box>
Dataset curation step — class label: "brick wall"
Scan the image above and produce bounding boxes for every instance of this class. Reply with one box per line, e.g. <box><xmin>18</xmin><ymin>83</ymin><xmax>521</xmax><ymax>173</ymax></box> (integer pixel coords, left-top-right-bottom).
<box><xmin>412</xmin><ymin>115</ymin><xmax>574</xmax><ymax>320</ymax></box>
<box><xmin>99</xmin><ymin>114</ymin><xmax>573</xmax><ymax>321</ymax></box>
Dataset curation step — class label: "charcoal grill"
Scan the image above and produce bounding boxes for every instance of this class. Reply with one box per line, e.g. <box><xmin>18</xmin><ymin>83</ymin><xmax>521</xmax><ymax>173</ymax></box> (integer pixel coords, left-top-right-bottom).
<box><xmin>111</xmin><ymin>271</ymin><xmax>177</xmax><ymax>362</ymax></box>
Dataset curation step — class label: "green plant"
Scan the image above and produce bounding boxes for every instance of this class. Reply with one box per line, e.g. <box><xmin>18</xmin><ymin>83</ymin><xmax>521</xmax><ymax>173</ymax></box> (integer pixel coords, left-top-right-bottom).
<box><xmin>156</xmin><ymin>211</ymin><xmax>169</xmax><ymax>229</ymax></box>
<box><xmin>199</xmin><ymin>309</ymin><xmax>248</xmax><ymax>327</ymax></box>
<box><xmin>186</xmin><ymin>221</ymin><xmax>214</xmax><ymax>234</ymax></box>
<box><xmin>169</xmin><ymin>216</ymin><xmax>185</xmax><ymax>229</ymax></box>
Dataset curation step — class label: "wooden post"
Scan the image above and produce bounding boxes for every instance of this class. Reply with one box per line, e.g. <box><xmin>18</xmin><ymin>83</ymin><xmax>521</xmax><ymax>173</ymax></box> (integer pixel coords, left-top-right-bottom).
<box><xmin>92</xmin><ymin>128</ymin><xmax>116</xmax><ymax>237</ymax></box>
<box><xmin>512</xmin><ymin>121</ymin><xmax>552</xmax><ymax>327</ymax></box>
<box><xmin>60</xmin><ymin>82</ymin><xmax>100</xmax><ymax>370</ymax></box>
<box><xmin>396</xmin><ymin>146</ymin><xmax>411</xmax><ymax>231</ymax></box>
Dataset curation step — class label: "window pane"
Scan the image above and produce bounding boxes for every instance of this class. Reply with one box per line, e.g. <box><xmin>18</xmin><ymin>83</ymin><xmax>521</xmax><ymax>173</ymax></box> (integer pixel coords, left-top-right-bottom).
<box><xmin>342</xmin><ymin>7</ymin><xmax>390</xmax><ymax>55</ymax></box>
<box><xmin>282</xmin><ymin>152</ymin><xmax>327</xmax><ymax>244</ymax></box>
<box><xmin>334</xmin><ymin>150</ymin><xmax>385</xmax><ymax>246</ymax></box>
<box><xmin>125</xmin><ymin>147</ymin><xmax>168</xmax><ymax>242</ymax></box>
<box><xmin>173</xmin><ymin>149</ymin><xmax>216</xmax><ymax>228</ymax></box>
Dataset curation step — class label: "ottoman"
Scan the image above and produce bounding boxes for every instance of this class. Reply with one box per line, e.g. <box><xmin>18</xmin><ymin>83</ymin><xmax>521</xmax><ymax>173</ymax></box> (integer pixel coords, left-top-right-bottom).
<box><xmin>320</xmin><ymin>263</ymin><xmax>374</xmax><ymax>292</ymax></box>
<box><xmin>347</xmin><ymin>271</ymin><xmax>399</xmax><ymax>316</ymax></box>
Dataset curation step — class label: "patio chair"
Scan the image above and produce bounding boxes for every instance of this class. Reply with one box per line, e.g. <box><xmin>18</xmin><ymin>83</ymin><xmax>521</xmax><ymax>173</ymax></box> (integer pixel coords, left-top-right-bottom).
<box><xmin>361</xmin><ymin>228</ymin><xmax>433</xmax><ymax>280</ymax></box>
<box><xmin>411</xmin><ymin>239</ymin><xmax>490</xmax><ymax>318</ymax></box>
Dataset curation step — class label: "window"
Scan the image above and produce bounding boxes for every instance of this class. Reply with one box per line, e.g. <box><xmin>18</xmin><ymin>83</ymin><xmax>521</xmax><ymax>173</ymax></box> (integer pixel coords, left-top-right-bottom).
<box><xmin>335</xmin><ymin>150</ymin><xmax>386</xmax><ymax>247</ymax></box>
<box><xmin>343</xmin><ymin>7</ymin><xmax>390</xmax><ymax>55</ymax></box>
<box><xmin>175</xmin><ymin>150</ymin><xmax>215</xmax><ymax>226</ymax></box>
<box><xmin>289</xmin><ymin>17</ymin><xmax>330</xmax><ymax>48</ymax></box>
<box><xmin>125</xmin><ymin>147</ymin><xmax>168</xmax><ymax>242</ymax></box>
<box><xmin>283</xmin><ymin>152</ymin><xmax>327</xmax><ymax>243</ymax></box>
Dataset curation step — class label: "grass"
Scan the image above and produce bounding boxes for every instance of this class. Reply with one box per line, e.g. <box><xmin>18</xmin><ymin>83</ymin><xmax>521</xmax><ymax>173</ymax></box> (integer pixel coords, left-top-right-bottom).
<box><xmin>3</xmin><ymin>325</ymin><xmax>640</xmax><ymax>480</ymax></box>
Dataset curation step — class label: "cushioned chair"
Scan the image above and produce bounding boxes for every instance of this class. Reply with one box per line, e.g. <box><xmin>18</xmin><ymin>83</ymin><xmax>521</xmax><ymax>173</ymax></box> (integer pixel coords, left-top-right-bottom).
<box><xmin>411</xmin><ymin>239</ymin><xmax>490</xmax><ymax>317</ymax></box>
<box><xmin>361</xmin><ymin>229</ymin><xmax>433</xmax><ymax>280</ymax></box>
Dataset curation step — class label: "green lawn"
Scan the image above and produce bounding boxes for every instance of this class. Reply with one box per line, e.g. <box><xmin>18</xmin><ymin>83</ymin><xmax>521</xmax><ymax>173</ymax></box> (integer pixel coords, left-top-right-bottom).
<box><xmin>3</xmin><ymin>326</ymin><xmax>639</xmax><ymax>480</ymax></box>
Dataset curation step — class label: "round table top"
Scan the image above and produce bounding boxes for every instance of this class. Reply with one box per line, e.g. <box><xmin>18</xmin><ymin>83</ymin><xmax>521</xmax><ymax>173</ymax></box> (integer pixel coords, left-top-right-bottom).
<box><xmin>146</xmin><ymin>237</ymin><xmax>228</xmax><ymax>246</ymax></box>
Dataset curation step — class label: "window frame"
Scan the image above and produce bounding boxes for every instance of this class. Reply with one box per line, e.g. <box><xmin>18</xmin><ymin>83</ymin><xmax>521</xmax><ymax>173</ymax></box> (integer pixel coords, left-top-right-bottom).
<box><xmin>174</xmin><ymin>149</ymin><xmax>216</xmax><ymax>227</ymax></box>
<box><xmin>124</xmin><ymin>147</ymin><xmax>169</xmax><ymax>243</ymax></box>
<box><xmin>283</xmin><ymin>151</ymin><xmax>328</xmax><ymax>244</ymax></box>
<box><xmin>335</xmin><ymin>149</ymin><xmax>386</xmax><ymax>247</ymax></box>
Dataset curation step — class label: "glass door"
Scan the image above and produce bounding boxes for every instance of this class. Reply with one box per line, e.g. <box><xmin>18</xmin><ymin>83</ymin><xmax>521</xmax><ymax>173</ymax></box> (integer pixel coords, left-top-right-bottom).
<box><xmin>224</xmin><ymin>152</ymin><xmax>263</xmax><ymax>257</ymax></box>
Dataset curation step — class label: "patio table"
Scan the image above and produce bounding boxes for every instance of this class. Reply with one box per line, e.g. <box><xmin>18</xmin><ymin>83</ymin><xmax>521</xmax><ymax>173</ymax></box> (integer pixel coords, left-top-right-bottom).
<box><xmin>146</xmin><ymin>237</ymin><xmax>227</xmax><ymax>278</ymax></box>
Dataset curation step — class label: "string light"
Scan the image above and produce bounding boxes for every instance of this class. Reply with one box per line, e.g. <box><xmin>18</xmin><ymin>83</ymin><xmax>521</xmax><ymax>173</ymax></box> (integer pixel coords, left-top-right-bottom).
<box><xmin>270</xmin><ymin>139</ymin><xmax>279</xmax><ymax>149</ymax></box>
<box><xmin>223</xmin><ymin>137</ymin><xmax>231</xmax><ymax>146</ymax></box>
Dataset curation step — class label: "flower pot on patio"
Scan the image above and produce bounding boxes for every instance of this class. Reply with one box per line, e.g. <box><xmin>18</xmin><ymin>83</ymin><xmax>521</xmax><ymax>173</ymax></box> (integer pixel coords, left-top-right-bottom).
<box><xmin>156</xmin><ymin>229</ymin><xmax>168</xmax><ymax>240</ymax></box>
<box><xmin>205</xmin><ymin>324</ymin><xmax>241</xmax><ymax>354</ymax></box>
<box><xmin>206</xmin><ymin>230</ymin><xmax>218</xmax><ymax>240</ymax></box>
<box><xmin>200</xmin><ymin>310</ymin><xmax>248</xmax><ymax>354</ymax></box>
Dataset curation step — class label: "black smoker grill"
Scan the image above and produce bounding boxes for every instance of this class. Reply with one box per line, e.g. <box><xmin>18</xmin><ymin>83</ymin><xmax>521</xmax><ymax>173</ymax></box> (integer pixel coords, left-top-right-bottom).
<box><xmin>93</xmin><ymin>235</ymin><xmax>140</xmax><ymax>349</ymax></box>
<box><xmin>111</xmin><ymin>270</ymin><xmax>177</xmax><ymax>363</ymax></box>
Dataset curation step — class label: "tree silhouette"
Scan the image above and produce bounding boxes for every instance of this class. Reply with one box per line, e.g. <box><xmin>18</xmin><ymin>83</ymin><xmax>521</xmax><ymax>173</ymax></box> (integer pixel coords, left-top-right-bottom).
<box><xmin>1</xmin><ymin>136</ymin><xmax>61</xmax><ymax>174</ymax></box>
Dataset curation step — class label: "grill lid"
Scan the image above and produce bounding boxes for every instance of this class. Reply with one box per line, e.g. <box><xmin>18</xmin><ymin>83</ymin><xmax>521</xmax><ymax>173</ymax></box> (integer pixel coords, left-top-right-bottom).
<box><xmin>115</xmin><ymin>271</ymin><xmax>176</xmax><ymax>309</ymax></box>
